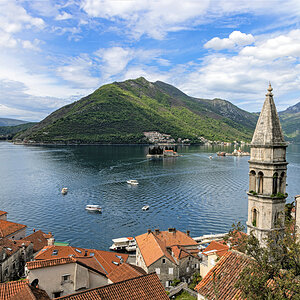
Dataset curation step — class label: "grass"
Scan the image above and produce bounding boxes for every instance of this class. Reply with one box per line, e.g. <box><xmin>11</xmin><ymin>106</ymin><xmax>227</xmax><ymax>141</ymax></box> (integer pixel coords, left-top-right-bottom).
<box><xmin>174</xmin><ymin>290</ymin><xmax>197</xmax><ymax>300</ymax></box>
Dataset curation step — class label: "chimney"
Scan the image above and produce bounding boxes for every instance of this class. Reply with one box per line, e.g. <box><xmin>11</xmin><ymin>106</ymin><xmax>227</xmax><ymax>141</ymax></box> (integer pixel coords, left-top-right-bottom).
<box><xmin>33</xmin><ymin>228</ymin><xmax>35</xmax><ymax>232</ymax></box>
<box><xmin>186</xmin><ymin>230</ymin><xmax>190</xmax><ymax>237</ymax></box>
<box><xmin>147</xmin><ymin>229</ymin><xmax>151</xmax><ymax>234</ymax></box>
<box><xmin>48</xmin><ymin>237</ymin><xmax>55</xmax><ymax>246</ymax></box>
<box><xmin>84</xmin><ymin>250</ymin><xmax>87</xmax><ymax>256</ymax></box>
<box><xmin>168</xmin><ymin>228</ymin><xmax>176</xmax><ymax>233</ymax></box>
<box><xmin>154</xmin><ymin>229</ymin><xmax>160</xmax><ymax>235</ymax></box>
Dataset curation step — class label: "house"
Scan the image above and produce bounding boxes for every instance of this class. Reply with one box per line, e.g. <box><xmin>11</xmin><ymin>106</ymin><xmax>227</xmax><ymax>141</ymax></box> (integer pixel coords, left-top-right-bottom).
<box><xmin>22</xmin><ymin>230</ymin><xmax>54</xmax><ymax>255</ymax></box>
<box><xmin>0</xmin><ymin>279</ymin><xmax>49</xmax><ymax>300</ymax></box>
<box><xmin>27</xmin><ymin>256</ymin><xmax>110</xmax><ymax>298</ymax></box>
<box><xmin>195</xmin><ymin>251</ymin><xmax>251</xmax><ymax>300</ymax></box>
<box><xmin>199</xmin><ymin>240</ymin><xmax>229</xmax><ymax>278</ymax></box>
<box><xmin>135</xmin><ymin>228</ymin><xmax>200</xmax><ymax>288</ymax></box>
<box><xmin>0</xmin><ymin>220</ymin><xmax>27</xmax><ymax>240</ymax></box>
<box><xmin>26</xmin><ymin>245</ymin><xmax>129</xmax><ymax>298</ymax></box>
<box><xmin>55</xmin><ymin>273</ymin><xmax>169</xmax><ymax>300</ymax></box>
<box><xmin>107</xmin><ymin>262</ymin><xmax>146</xmax><ymax>283</ymax></box>
<box><xmin>0</xmin><ymin>237</ymin><xmax>33</xmax><ymax>282</ymax></box>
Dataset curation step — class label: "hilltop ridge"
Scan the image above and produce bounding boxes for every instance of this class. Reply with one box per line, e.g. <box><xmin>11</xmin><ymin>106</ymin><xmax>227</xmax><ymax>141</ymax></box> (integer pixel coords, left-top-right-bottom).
<box><xmin>14</xmin><ymin>77</ymin><xmax>257</xmax><ymax>144</ymax></box>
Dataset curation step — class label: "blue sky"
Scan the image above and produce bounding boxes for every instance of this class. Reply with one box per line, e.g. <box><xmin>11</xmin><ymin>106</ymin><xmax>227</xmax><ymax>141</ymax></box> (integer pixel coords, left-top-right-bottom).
<box><xmin>0</xmin><ymin>0</ymin><xmax>300</xmax><ymax>121</ymax></box>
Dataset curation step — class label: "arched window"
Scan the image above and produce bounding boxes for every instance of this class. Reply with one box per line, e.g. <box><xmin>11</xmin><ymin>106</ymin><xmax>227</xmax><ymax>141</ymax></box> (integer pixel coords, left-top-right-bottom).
<box><xmin>252</xmin><ymin>208</ymin><xmax>258</xmax><ymax>227</ymax></box>
<box><xmin>279</xmin><ymin>172</ymin><xmax>285</xmax><ymax>193</ymax></box>
<box><xmin>249</xmin><ymin>170</ymin><xmax>256</xmax><ymax>192</ymax></box>
<box><xmin>272</xmin><ymin>172</ymin><xmax>278</xmax><ymax>195</ymax></box>
<box><xmin>257</xmin><ymin>172</ymin><xmax>264</xmax><ymax>194</ymax></box>
<box><xmin>274</xmin><ymin>212</ymin><xmax>281</xmax><ymax>227</ymax></box>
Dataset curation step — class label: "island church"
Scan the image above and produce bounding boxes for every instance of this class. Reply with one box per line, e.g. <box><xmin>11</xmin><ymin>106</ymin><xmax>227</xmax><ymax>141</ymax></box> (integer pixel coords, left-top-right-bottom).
<box><xmin>246</xmin><ymin>84</ymin><xmax>289</xmax><ymax>244</ymax></box>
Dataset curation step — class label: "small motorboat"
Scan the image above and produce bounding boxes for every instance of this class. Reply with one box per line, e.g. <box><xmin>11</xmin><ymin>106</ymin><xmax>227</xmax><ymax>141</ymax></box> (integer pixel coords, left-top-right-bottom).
<box><xmin>85</xmin><ymin>205</ymin><xmax>102</xmax><ymax>212</ymax></box>
<box><xmin>142</xmin><ymin>205</ymin><xmax>149</xmax><ymax>211</ymax></box>
<box><xmin>209</xmin><ymin>156</ymin><xmax>213</xmax><ymax>159</ymax></box>
<box><xmin>61</xmin><ymin>187</ymin><xmax>68</xmax><ymax>195</ymax></box>
<box><xmin>127</xmin><ymin>179</ymin><xmax>139</xmax><ymax>185</ymax></box>
<box><xmin>110</xmin><ymin>237</ymin><xmax>136</xmax><ymax>252</ymax></box>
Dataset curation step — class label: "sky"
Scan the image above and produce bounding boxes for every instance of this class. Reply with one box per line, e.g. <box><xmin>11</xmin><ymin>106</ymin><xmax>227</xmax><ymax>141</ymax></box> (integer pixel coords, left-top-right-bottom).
<box><xmin>0</xmin><ymin>0</ymin><xmax>300</xmax><ymax>121</ymax></box>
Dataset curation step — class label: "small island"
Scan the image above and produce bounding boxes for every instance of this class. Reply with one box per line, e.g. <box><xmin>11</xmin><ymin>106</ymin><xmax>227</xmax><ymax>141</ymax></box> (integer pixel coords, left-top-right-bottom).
<box><xmin>146</xmin><ymin>145</ymin><xmax>179</xmax><ymax>158</ymax></box>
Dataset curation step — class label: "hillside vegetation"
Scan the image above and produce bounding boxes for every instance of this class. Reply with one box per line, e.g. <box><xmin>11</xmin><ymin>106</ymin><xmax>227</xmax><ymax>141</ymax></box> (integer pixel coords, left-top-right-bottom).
<box><xmin>15</xmin><ymin>77</ymin><xmax>259</xmax><ymax>144</ymax></box>
<box><xmin>279</xmin><ymin>102</ymin><xmax>300</xmax><ymax>143</ymax></box>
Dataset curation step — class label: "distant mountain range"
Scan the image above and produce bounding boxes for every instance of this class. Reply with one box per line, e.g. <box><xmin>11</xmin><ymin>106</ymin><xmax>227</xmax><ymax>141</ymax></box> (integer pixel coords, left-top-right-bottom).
<box><xmin>5</xmin><ymin>77</ymin><xmax>300</xmax><ymax>144</ymax></box>
<box><xmin>0</xmin><ymin>118</ymin><xmax>29</xmax><ymax>127</ymax></box>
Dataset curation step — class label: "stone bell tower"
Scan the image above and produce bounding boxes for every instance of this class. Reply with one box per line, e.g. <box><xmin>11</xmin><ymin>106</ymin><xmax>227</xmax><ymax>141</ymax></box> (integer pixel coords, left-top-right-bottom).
<box><xmin>246</xmin><ymin>84</ymin><xmax>288</xmax><ymax>245</ymax></box>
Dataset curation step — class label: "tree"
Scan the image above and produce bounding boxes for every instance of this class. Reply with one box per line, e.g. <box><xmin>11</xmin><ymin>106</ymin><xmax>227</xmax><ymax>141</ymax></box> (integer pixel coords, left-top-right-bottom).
<box><xmin>235</xmin><ymin>219</ymin><xmax>300</xmax><ymax>299</ymax></box>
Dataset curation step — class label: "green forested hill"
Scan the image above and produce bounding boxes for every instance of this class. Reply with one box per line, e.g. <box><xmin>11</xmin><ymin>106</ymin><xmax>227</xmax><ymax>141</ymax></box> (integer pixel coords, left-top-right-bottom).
<box><xmin>15</xmin><ymin>77</ymin><xmax>258</xmax><ymax>144</ymax></box>
<box><xmin>0</xmin><ymin>123</ymin><xmax>36</xmax><ymax>140</ymax></box>
<box><xmin>279</xmin><ymin>102</ymin><xmax>300</xmax><ymax>143</ymax></box>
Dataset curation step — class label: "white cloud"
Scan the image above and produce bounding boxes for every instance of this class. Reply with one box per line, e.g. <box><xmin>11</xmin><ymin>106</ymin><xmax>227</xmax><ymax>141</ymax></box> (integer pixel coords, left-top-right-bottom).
<box><xmin>80</xmin><ymin>0</ymin><xmax>300</xmax><ymax>39</ymax></box>
<box><xmin>56</xmin><ymin>55</ymin><xmax>100</xmax><ymax>88</ymax></box>
<box><xmin>21</xmin><ymin>39</ymin><xmax>41</xmax><ymax>51</ymax></box>
<box><xmin>204</xmin><ymin>31</ymin><xmax>255</xmax><ymax>50</ymax></box>
<box><xmin>55</xmin><ymin>11</ymin><xmax>73</xmax><ymax>20</ymax></box>
<box><xmin>177</xmin><ymin>29</ymin><xmax>300</xmax><ymax>111</ymax></box>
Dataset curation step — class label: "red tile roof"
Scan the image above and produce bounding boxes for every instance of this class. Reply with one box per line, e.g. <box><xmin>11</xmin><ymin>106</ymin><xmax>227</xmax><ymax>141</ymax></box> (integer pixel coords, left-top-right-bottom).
<box><xmin>0</xmin><ymin>211</ymin><xmax>7</xmax><ymax>216</ymax></box>
<box><xmin>55</xmin><ymin>273</ymin><xmax>169</xmax><ymax>300</ymax></box>
<box><xmin>135</xmin><ymin>229</ymin><xmax>198</xmax><ymax>267</ymax></box>
<box><xmin>107</xmin><ymin>263</ymin><xmax>146</xmax><ymax>283</ymax></box>
<box><xmin>195</xmin><ymin>251</ymin><xmax>252</xmax><ymax>300</ymax></box>
<box><xmin>0</xmin><ymin>280</ymin><xmax>29</xmax><ymax>300</ymax></box>
<box><xmin>27</xmin><ymin>257</ymin><xmax>75</xmax><ymax>270</ymax></box>
<box><xmin>0</xmin><ymin>237</ymin><xmax>30</xmax><ymax>258</ymax></box>
<box><xmin>34</xmin><ymin>245</ymin><xmax>128</xmax><ymax>275</ymax></box>
<box><xmin>22</xmin><ymin>230</ymin><xmax>52</xmax><ymax>253</ymax></box>
<box><xmin>10</xmin><ymin>284</ymin><xmax>50</xmax><ymax>300</ymax></box>
<box><xmin>202</xmin><ymin>240</ymin><xmax>229</xmax><ymax>257</ymax></box>
<box><xmin>0</xmin><ymin>220</ymin><xmax>26</xmax><ymax>238</ymax></box>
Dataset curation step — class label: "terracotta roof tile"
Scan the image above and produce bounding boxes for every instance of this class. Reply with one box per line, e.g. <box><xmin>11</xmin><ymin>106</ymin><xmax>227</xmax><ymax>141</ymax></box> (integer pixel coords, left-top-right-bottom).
<box><xmin>34</xmin><ymin>245</ymin><xmax>128</xmax><ymax>275</ymax></box>
<box><xmin>10</xmin><ymin>285</ymin><xmax>50</xmax><ymax>300</ymax></box>
<box><xmin>0</xmin><ymin>210</ymin><xmax>7</xmax><ymax>216</ymax></box>
<box><xmin>0</xmin><ymin>280</ymin><xmax>29</xmax><ymax>300</ymax></box>
<box><xmin>202</xmin><ymin>240</ymin><xmax>229</xmax><ymax>257</ymax></box>
<box><xmin>22</xmin><ymin>230</ymin><xmax>52</xmax><ymax>253</ymax></box>
<box><xmin>0</xmin><ymin>220</ymin><xmax>26</xmax><ymax>238</ymax></box>
<box><xmin>135</xmin><ymin>229</ymin><xmax>198</xmax><ymax>267</ymax></box>
<box><xmin>27</xmin><ymin>257</ymin><xmax>75</xmax><ymax>270</ymax></box>
<box><xmin>0</xmin><ymin>237</ymin><xmax>30</xmax><ymax>258</ymax></box>
<box><xmin>195</xmin><ymin>251</ymin><xmax>252</xmax><ymax>300</ymax></box>
<box><xmin>56</xmin><ymin>273</ymin><xmax>169</xmax><ymax>300</ymax></box>
<box><xmin>107</xmin><ymin>263</ymin><xmax>146</xmax><ymax>283</ymax></box>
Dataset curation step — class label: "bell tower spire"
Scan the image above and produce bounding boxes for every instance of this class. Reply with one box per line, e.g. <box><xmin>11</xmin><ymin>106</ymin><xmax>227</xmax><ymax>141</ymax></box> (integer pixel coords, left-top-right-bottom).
<box><xmin>247</xmin><ymin>84</ymin><xmax>288</xmax><ymax>245</ymax></box>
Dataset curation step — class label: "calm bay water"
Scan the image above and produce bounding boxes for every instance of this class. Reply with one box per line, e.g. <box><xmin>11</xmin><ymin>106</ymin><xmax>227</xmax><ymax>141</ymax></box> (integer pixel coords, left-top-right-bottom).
<box><xmin>0</xmin><ymin>141</ymin><xmax>299</xmax><ymax>250</ymax></box>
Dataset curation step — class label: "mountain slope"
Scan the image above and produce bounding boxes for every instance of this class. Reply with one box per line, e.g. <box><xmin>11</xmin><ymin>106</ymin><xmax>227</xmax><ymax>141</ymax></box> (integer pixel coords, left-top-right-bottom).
<box><xmin>15</xmin><ymin>77</ymin><xmax>257</xmax><ymax>144</ymax></box>
<box><xmin>279</xmin><ymin>102</ymin><xmax>300</xmax><ymax>142</ymax></box>
<box><xmin>0</xmin><ymin>123</ymin><xmax>36</xmax><ymax>139</ymax></box>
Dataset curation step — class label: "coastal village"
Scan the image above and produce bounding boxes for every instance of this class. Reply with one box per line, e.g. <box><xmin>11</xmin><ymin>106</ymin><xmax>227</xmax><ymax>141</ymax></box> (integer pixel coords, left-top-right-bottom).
<box><xmin>0</xmin><ymin>85</ymin><xmax>299</xmax><ymax>299</ymax></box>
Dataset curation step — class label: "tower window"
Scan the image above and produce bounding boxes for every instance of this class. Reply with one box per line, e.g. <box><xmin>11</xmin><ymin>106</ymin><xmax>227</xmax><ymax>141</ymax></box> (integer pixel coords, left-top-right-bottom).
<box><xmin>272</xmin><ymin>172</ymin><xmax>278</xmax><ymax>195</ymax></box>
<box><xmin>252</xmin><ymin>208</ymin><xmax>258</xmax><ymax>227</ymax></box>
<box><xmin>257</xmin><ymin>172</ymin><xmax>264</xmax><ymax>194</ymax></box>
<box><xmin>279</xmin><ymin>172</ymin><xmax>285</xmax><ymax>193</ymax></box>
<box><xmin>249</xmin><ymin>170</ymin><xmax>256</xmax><ymax>192</ymax></box>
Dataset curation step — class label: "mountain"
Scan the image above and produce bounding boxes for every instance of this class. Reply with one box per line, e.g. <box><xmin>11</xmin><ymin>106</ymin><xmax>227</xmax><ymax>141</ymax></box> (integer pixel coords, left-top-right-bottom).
<box><xmin>0</xmin><ymin>118</ymin><xmax>29</xmax><ymax>127</ymax></box>
<box><xmin>0</xmin><ymin>123</ymin><xmax>36</xmax><ymax>140</ymax></box>
<box><xmin>15</xmin><ymin>77</ymin><xmax>258</xmax><ymax>144</ymax></box>
<box><xmin>279</xmin><ymin>102</ymin><xmax>300</xmax><ymax>143</ymax></box>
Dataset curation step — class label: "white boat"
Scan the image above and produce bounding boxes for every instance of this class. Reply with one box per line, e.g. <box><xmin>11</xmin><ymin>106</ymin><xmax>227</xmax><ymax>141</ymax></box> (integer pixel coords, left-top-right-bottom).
<box><xmin>142</xmin><ymin>205</ymin><xmax>149</xmax><ymax>211</ymax></box>
<box><xmin>127</xmin><ymin>179</ymin><xmax>139</xmax><ymax>185</ymax></box>
<box><xmin>109</xmin><ymin>237</ymin><xmax>136</xmax><ymax>252</ymax></box>
<box><xmin>61</xmin><ymin>187</ymin><xmax>68</xmax><ymax>195</ymax></box>
<box><xmin>85</xmin><ymin>204</ymin><xmax>102</xmax><ymax>212</ymax></box>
